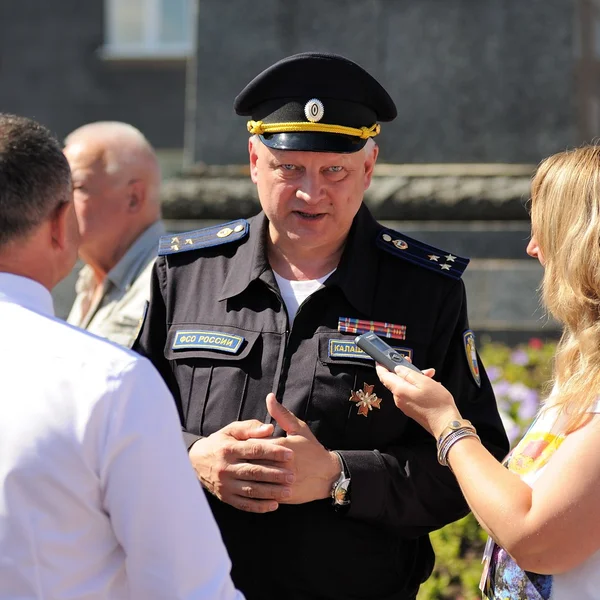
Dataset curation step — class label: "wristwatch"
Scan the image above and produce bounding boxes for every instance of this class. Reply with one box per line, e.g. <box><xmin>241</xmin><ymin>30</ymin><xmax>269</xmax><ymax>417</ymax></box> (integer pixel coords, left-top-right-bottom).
<box><xmin>330</xmin><ymin>451</ymin><xmax>351</xmax><ymax>506</ymax></box>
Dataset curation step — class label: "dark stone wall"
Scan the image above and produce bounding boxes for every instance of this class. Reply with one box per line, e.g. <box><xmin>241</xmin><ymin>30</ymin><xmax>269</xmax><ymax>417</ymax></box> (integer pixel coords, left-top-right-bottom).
<box><xmin>0</xmin><ymin>0</ymin><xmax>575</xmax><ymax>159</ymax></box>
<box><xmin>192</xmin><ymin>0</ymin><xmax>576</xmax><ymax>165</ymax></box>
<box><xmin>0</xmin><ymin>0</ymin><xmax>186</xmax><ymax>148</ymax></box>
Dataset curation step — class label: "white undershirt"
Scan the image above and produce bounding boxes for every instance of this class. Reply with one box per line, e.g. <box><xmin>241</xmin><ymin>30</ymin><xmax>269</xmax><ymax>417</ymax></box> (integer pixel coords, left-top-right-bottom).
<box><xmin>273</xmin><ymin>269</ymin><xmax>335</xmax><ymax>324</ymax></box>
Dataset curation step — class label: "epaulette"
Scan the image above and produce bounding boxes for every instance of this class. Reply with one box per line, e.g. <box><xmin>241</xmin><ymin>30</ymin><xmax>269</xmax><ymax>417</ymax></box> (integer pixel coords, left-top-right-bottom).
<box><xmin>158</xmin><ymin>219</ymin><xmax>249</xmax><ymax>256</ymax></box>
<box><xmin>376</xmin><ymin>228</ymin><xmax>469</xmax><ymax>280</ymax></box>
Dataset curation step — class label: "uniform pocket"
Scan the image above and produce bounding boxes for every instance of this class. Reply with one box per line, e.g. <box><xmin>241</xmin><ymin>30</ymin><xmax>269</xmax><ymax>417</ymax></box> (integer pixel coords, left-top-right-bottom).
<box><xmin>164</xmin><ymin>325</ymin><xmax>262</xmax><ymax>435</ymax></box>
<box><xmin>310</xmin><ymin>333</ymin><xmax>372</xmax><ymax>449</ymax></box>
<box><xmin>315</xmin><ymin>333</ymin><xmax>408</xmax><ymax>449</ymax></box>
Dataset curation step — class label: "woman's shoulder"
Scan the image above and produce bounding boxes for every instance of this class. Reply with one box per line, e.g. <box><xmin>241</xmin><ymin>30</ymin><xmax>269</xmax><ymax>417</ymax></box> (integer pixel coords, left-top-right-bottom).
<box><xmin>590</xmin><ymin>398</ymin><xmax>600</xmax><ymax>414</ymax></box>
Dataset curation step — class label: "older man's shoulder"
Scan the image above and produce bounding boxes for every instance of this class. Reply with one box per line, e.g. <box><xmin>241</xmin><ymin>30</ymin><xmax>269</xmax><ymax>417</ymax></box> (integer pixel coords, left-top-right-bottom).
<box><xmin>375</xmin><ymin>226</ymin><xmax>469</xmax><ymax>280</ymax></box>
<box><xmin>157</xmin><ymin>219</ymin><xmax>249</xmax><ymax>257</ymax></box>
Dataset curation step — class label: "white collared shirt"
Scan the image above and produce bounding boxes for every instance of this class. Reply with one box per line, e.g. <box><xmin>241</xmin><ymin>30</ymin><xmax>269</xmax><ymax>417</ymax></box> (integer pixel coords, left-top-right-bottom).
<box><xmin>0</xmin><ymin>273</ymin><xmax>243</xmax><ymax>600</ymax></box>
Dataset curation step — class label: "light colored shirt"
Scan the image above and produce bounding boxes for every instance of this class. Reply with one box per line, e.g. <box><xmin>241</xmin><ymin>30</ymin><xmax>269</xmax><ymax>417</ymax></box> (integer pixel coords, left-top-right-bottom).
<box><xmin>0</xmin><ymin>273</ymin><xmax>243</xmax><ymax>600</ymax></box>
<box><xmin>273</xmin><ymin>269</ymin><xmax>335</xmax><ymax>324</ymax></box>
<box><xmin>68</xmin><ymin>220</ymin><xmax>165</xmax><ymax>347</ymax></box>
<box><xmin>483</xmin><ymin>398</ymin><xmax>600</xmax><ymax>599</ymax></box>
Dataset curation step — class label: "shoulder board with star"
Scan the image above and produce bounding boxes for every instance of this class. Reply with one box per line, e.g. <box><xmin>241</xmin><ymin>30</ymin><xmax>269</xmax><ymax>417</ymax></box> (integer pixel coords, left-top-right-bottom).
<box><xmin>158</xmin><ymin>219</ymin><xmax>249</xmax><ymax>256</ymax></box>
<box><xmin>376</xmin><ymin>228</ymin><xmax>469</xmax><ymax>280</ymax></box>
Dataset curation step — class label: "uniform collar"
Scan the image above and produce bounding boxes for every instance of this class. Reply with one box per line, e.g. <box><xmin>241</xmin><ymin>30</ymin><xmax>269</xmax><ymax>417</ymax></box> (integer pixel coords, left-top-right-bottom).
<box><xmin>325</xmin><ymin>203</ymin><xmax>381</xmax><ymax>315</ymax></box>
<box><xmin>0</xmin><ymin>273</ymin><xmax>54</xmax><ymax>317</ymax></box>
<box><xmin>218</xmin><ymin>212</ymin><xmax>272</xmax><ymax>301</ymax></box>
<box><xmin>218</xmin><ymin>205</ymin><xmax>381</xmax><ymax>314</ymax></box>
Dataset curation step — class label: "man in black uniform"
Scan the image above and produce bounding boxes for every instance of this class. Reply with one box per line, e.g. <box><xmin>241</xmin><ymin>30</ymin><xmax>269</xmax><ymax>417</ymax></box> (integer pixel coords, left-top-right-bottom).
<box><xmin>134</xmin><ymin>53</ymin><xmax>509</xmax><ymax>600</ymax></box>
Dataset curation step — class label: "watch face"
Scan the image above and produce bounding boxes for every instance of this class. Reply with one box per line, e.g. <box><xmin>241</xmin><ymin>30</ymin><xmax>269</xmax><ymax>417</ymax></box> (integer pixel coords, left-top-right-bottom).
<box><xmin>333</xmin><ymin>478</ymin><xmax>351</xmax><ymax>505</ymax></box>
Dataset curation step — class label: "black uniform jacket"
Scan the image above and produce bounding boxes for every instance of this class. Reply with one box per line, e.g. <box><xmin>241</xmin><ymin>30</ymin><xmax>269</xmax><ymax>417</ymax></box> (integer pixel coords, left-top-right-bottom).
<box><xmin>134</xmin><ymin>204</ymin><xmax>509</xmax><ymax>600</ymax></box>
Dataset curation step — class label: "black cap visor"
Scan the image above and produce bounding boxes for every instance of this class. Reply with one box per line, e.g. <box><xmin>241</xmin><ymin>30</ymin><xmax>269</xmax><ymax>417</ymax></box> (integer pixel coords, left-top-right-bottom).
<box><xmin>259</xmin><ymin>132</ymin><xmax>367</xmax><ymax>154</ymax></box>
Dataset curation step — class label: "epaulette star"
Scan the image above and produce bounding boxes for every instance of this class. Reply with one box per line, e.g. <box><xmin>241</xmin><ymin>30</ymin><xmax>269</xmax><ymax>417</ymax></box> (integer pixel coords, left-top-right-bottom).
<box><xmin>376</xmin><ymin>229</ymin><xmax>469</xmax><ymax>280</ymax></box>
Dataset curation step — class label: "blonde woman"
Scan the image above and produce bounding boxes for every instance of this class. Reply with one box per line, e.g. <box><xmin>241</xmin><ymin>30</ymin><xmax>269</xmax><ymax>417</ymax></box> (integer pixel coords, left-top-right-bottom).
<box><xmin>376</xmin><ymin>145</ymin><xmax>600</xmax><ymax>600</ymax></box>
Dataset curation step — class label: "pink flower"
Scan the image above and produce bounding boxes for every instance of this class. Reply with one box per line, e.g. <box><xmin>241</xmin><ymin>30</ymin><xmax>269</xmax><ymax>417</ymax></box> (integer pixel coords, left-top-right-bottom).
<box><xmin>529</xmin><ymin>338</ymin><xmax>543</xmax><ymax>350</ymax></box>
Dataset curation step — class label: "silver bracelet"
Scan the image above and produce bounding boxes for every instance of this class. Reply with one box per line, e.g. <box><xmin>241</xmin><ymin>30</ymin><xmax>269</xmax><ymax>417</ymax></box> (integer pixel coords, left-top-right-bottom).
<box><xmin>437</xmin><ymin>428</ymin><xmax>480</xmax><ymax>468</ymax></box>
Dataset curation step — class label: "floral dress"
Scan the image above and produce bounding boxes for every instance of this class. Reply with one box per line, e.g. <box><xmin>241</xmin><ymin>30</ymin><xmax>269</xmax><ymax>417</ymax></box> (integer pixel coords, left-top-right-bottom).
<box><xmin>481</xmin><ymin>401</ymin><xmax>600</xmax><ymax>599</ymax></box>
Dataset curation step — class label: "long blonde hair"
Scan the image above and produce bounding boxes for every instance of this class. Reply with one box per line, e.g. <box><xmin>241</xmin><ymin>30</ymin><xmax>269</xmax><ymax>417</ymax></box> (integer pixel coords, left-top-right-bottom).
<box><xmin>531</xmin><ymin>145</ymin><xmax>600</xmax><ymax>432</ymax></box>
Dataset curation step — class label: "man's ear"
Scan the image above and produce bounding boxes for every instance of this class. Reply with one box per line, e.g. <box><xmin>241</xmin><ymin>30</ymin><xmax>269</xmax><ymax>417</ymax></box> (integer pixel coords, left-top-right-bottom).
<box><xmin>126</xmin><ymin>179</ymin><xmax>145</xmax><ymax>213</ymax></box>
<box><xmin>249</xmin><ymin>137</ymin><xmax>260</xmax><ymax>184</ymax></box>
<box><xmin>363</xmin><ymin>143</ymin><xmax>379</xmax><ymax>190</ymax></box>
<box><xmin>50</xmin><ymin>201</ymin><xmax>73</xmax><ymax>251</ymax></box>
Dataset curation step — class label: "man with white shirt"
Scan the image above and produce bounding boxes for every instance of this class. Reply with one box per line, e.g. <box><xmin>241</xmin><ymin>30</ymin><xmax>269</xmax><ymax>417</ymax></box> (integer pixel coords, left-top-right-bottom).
<box><xmin>0</xmin><ymin>113</ymin><xmax>244</xmax><ymax>599</ymax></box>
<box><xmin>64</xmin><ymin>121</ymin><xmax>165</xmax><ymax>347</ymax></box>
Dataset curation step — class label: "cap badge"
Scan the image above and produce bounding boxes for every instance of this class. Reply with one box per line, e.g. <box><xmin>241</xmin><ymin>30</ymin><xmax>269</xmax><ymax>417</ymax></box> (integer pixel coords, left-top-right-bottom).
<box><xmin>304</xmin><ymin>98</ymin><xmax>325</xmax><ymax>123</ymax></box>
<box><xmin>350</xmin><ymin>383</ymin><xmax>382</xmax><ymax>417</ymax></box>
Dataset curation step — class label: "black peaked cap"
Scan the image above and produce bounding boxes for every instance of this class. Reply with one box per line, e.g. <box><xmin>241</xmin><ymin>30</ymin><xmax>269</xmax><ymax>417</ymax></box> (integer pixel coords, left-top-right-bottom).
<box><xmin>234</xmin><ymin>52</ymin><xmax>397</xmax><ymax>153</ymax></box>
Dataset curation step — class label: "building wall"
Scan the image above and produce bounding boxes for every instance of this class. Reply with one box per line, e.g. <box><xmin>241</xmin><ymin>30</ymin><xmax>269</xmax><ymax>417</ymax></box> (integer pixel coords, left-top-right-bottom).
<box><xmin>191</xmin><ymin>0</ymin><xmax>576</xmax><ymax>165</ymax></box>
<box><xmin>0</xmin><ymin>0</ymin><xmax>187</xmax><ymax>149</ymax></box>
<box><xmin>0</xmin><ymin>0</ymin><xmax>577</xmax><ymax>164</ymax></box>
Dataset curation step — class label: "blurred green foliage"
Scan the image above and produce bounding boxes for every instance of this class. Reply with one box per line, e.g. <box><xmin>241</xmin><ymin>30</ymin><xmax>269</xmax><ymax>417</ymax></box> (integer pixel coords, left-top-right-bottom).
<box><xmin>416</xmin><ymin>338</ymin><xmax>556</xmax><ymax>600</ymax></box>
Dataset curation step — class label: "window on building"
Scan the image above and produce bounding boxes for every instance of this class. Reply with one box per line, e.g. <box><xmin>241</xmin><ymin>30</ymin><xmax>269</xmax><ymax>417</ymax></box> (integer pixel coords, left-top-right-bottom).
<box><xmin>104</xmin><ymin>0</ymin><xmax>193</xmax><ymax>59</ymax></box>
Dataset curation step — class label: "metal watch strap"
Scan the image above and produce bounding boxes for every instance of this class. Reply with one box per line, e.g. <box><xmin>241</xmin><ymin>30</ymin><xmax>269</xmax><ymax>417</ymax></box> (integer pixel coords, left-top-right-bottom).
<box><xmin>330</xmin><ymin>451</ymin><xmax>351</xmax><ymax>506</ymax></box>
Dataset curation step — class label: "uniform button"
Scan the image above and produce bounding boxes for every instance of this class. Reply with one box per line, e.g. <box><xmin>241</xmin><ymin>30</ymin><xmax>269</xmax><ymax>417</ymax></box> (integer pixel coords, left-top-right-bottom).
<box><xmin>233</xmin><ymin>224</ymin><xmax>245</xmax><ymax>233</ymax></box>
<box><xmin>217</xmin><ymin>227</ymin><xmax>233</xmax><ymax>238</ymax></box>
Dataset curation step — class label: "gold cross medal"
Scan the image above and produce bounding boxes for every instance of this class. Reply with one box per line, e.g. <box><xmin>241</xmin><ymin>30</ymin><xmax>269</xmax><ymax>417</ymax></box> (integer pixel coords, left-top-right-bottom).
<box><xmin>350</xmin><ymin>383</ymin><xmax>382</xmax><ymax>417</ymax></box>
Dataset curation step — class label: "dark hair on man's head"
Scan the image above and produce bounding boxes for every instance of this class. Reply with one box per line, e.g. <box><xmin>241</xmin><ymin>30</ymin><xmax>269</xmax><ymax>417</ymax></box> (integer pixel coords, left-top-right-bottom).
<box><xmin>0</xmin><ymin>113</ymin><xmax>72</xmax><ymax>246</ymax></box>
